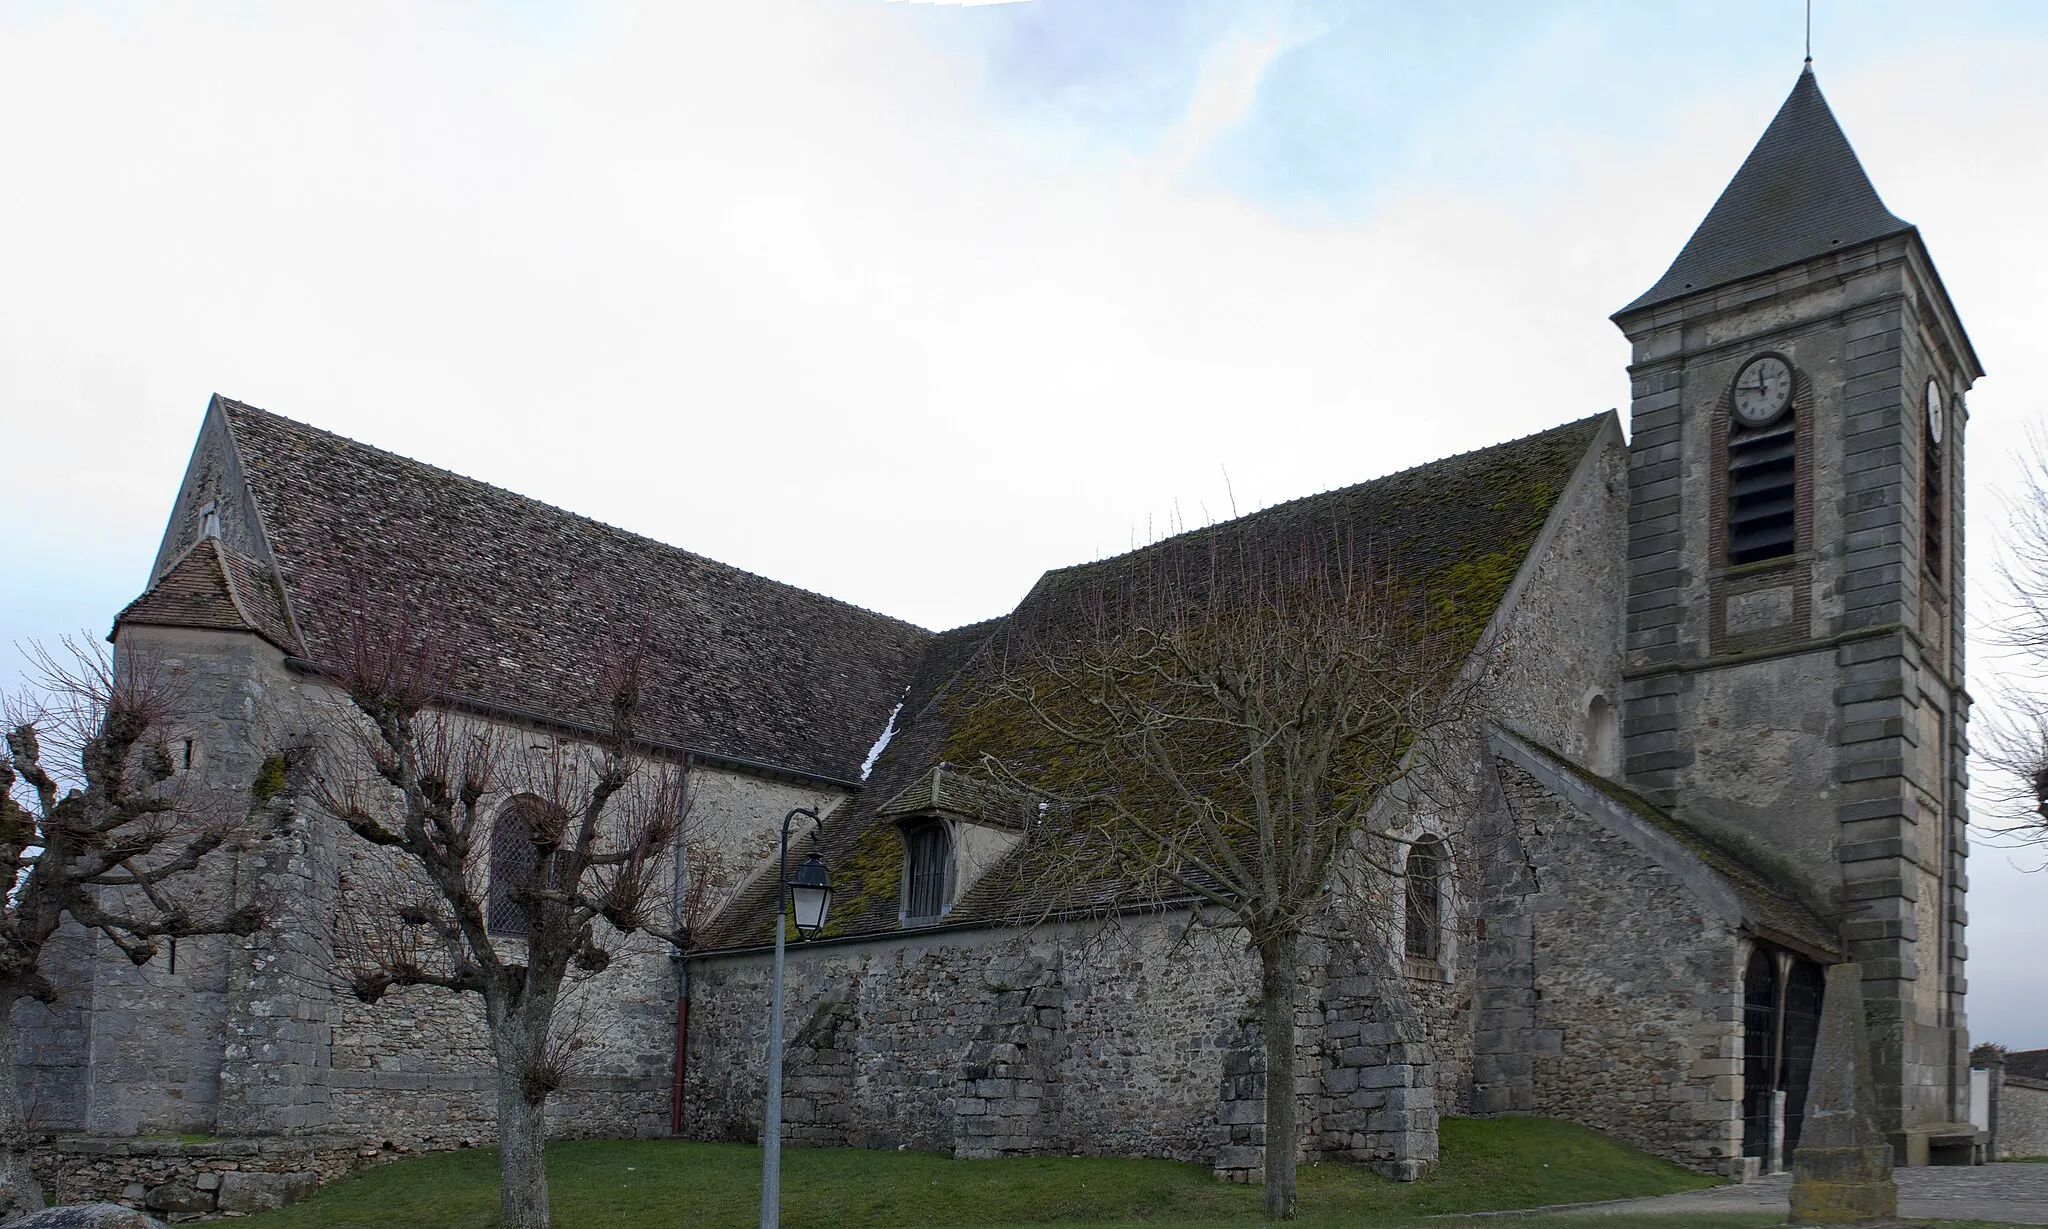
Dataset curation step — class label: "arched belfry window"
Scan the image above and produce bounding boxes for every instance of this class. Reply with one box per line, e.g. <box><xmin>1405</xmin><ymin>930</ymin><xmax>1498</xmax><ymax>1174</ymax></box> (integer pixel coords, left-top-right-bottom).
<box><xmin>1923</xmin><ymin>380</ymin><xmax>1947</xmax><ymax>588</ymax></box>
<box><xmin>1404</xmin><ymin>838</ymin><xmax>1444</xmax><ymax>961</ymax></box>
<box><xmin>902</xmin><ymin>821</ymin><xmax>954</xmax><ymax>924</ymax></box>
<box><xmin>488</xmin><ymin>795</ymin><xmax>563</xmax><ymax>938</ymax></box>
<box><xmin>1726</xmin><ymin>354</ymin><xmax>1799</xmax><ymax>565</ymax></box>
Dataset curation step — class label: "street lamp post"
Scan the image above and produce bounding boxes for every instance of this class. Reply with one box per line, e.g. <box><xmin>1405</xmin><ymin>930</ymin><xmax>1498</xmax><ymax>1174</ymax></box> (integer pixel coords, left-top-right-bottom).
<box><xmin>761</xmin><ymin>807</ymin><xmax>834</xmax><ymax>1229</ymax></box>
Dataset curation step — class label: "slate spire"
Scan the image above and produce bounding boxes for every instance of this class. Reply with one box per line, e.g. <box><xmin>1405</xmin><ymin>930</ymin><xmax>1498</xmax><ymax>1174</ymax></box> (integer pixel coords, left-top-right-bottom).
<box><xmin>1619</xmin><ymin>68</ymin><xmax>1913</xmax><ymax>314</ymax></box>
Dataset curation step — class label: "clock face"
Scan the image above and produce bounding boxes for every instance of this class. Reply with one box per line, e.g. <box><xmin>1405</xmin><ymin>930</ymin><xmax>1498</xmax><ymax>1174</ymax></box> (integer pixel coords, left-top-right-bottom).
<box><xmin>1732</xmin><ymin>355</ymin><xmax>1793</xmax><ymax>427</ymax></box>
<box><xmin>1926</xmin><ymin>378</ymin><xmax>1945</xmax><ymax>445</ymax></box>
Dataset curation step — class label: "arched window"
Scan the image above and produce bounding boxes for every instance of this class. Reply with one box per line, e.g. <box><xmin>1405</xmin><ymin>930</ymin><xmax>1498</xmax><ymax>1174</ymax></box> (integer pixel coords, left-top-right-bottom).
<box><xmin>1404</xmin><ymin>839</ymin><xmax>1443</xmax><ymax>961</ymax></box>
<box><xmin>1585</xmin><ymin>694</ymin><xmax>1619</xmax><ymax>776</ymax></box>
<box><xmin>488</xmin><ymin>795</ymin><xmax>562</xmax><ymax>938</ymax></box>
<box><xmin>1923</xmin><ymin>384</ymin><xmax>1946</xmax><ymax>587</ymax></box>
<box><xmin>902</xmin><ymin>821</ymin><xmax>953</xmax><ymax>924</ymax></box>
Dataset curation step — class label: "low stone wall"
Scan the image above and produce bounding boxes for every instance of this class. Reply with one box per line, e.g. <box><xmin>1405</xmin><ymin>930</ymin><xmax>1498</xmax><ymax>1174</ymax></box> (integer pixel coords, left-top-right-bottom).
<box><xmin>2005</xmin><ymin>1079</ymin><xmax>2048</xmax><ymax>1159</ymax></box>
<box><xmin>686</xmin><ymin>915</ymin><xmax>1261</xmax><ymax>1165</ymax></box>
<box><xmin>31</xmin><ymin>1135</ymin><xmax>407</xmax><ymax>1221</ymax></box>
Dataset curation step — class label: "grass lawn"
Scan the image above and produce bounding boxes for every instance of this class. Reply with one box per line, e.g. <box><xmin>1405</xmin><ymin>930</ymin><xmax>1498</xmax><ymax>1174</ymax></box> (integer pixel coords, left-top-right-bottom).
<box><xmin>239</xmin><ymin>1115</ymin><xmax>1728</xmax><ymax>1228</ymax></box>
<box><xmin>230</xmin><ymin>1117</ymin><xmax>2035</xmax><ymax>1228</ymax></box>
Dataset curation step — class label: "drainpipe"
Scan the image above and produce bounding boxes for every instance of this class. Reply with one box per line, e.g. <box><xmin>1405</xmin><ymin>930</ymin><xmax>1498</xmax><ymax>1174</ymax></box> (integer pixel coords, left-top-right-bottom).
<box><xmin>672</xmin><ymin>954</ymin><xmax>690</xmax><ymax>1136</ymax></box>
<box><xmin>672</xmin><ymin>751</ymin><xmax>693</xmax><ymax>1137</ymax></box>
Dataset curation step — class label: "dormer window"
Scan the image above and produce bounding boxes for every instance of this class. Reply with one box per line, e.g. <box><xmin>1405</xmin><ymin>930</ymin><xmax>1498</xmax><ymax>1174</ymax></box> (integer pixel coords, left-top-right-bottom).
<box><xmin>901</xmin><ymin>820</ymin><xmax>953</xmax><ymax>924</ymax></box>
<box><xmin>877</xmin><ymin>764</ymin><xmax>1028</xmax><ymax>929</ymax></box>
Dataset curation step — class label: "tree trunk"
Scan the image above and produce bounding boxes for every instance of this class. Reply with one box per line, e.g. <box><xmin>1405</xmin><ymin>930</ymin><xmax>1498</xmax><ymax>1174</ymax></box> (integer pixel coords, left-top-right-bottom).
<box><xmin>493</xmin><ymin>1021</ymin><xmax>552</xmax><ymax>1229</ymax></box>
<box><xmin>0</xmin><ymin>1011</ymin><xmax>48</xmax><ymax>1217</ymax></box>
<box><xmin>1258</xmin><ymin>930</ymin><xmax>1300</xmax><ymax>1221</ymax></box>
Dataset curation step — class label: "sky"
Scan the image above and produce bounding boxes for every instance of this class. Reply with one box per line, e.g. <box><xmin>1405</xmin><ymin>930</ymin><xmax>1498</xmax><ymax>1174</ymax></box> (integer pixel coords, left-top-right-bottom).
<box><xmin>2</xmin><ymin>1</ymin><xmax>2045</xmax><ymax>1043</ymax></box>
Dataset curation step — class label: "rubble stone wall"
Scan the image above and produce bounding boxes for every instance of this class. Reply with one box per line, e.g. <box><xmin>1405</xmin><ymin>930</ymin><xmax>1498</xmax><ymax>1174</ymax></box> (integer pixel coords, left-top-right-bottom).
<box><xmin>685</xmin><ymin>914</ymin><xmax>1259</xmax><ymax>1163</ymax></box>
<box><xmin>1491</xmin><ymin>759</ymin><xmax>1745</xmax><ymax>1173</ymax></box>
<box><xmin>34</xmin><ymin>1135</ymin><xmax>380</xmax><ymax>1219</ymax></box>
<box><xmin>2004</xmin><ymin>1079</ymin><xmax>2048</xmax><ymax>1159</ymax></box>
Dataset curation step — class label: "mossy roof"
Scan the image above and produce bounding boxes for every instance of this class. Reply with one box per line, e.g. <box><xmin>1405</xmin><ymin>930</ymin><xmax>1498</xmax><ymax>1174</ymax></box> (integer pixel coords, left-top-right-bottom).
<box><xmin>699</xmin><ymin>414</ymin><xmax>1612</xmax><ymax>950</ymax></box>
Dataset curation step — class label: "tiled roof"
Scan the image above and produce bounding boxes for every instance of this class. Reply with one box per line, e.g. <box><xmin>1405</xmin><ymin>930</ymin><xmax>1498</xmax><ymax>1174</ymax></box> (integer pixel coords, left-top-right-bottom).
<box><xmin>2008</xmin><ymin>1049</ymin><xmax>2048</xmax><ymax>1083</ymax></box>
<box><xmin>114</xmin><ymin>536</ymin><xmax>300</xmax><ymax>653</ymax></box>
<box><xmin>1619</xmin><ymin>68</ymin><xmax>1913</xmax><ymax>315</ymax></box>
<box><xmin>209</xmin><ymin>397</ymin><xmax>931</xmax><ymax>782</ymax></box>
<box><xmin>876</xmin><ymin>765</ymin><xmax>1031</xmax><ymax>831</ymax></box>
<box><xmin>702</xmin><ymin>415</ymin><xmax>1611</xmax><ymax>948</ymax></box>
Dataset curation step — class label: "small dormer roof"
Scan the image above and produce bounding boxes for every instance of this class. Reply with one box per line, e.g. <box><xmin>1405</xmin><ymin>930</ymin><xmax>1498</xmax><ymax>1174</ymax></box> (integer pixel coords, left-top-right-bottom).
<box><xmin>877</xmin><ymin>764</ymin><xmax>1030</xmax><ymax>832</ymax></box>
<box><xmin>1619</xmin><ymin>67</ymin><xmax>1914</xmax><ymax>316</ymax></box>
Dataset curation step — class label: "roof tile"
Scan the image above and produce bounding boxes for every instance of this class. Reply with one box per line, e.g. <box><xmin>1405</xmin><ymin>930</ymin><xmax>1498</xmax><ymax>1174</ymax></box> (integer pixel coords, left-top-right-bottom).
<box><xmin>1620</xmin><ymin>68</ymin><xmax>1912</xmax><ymax>315</ymax></box>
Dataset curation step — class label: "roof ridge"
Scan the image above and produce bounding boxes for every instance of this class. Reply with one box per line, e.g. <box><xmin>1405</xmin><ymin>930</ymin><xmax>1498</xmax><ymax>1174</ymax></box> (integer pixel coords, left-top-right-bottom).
<box><xmin>213</xmin><ymin>396</ymin><xmax>933</xmax><ymax>635</ymax></box>
<box><xmin>209</xmin><ymin>537</ymin><xmax>285</xmax><ymax>647</ymax></box>
<box><xmin>1035</xmin><ymin>412</ymin><xmax>1614</xmax><ymax>582</ymax></box>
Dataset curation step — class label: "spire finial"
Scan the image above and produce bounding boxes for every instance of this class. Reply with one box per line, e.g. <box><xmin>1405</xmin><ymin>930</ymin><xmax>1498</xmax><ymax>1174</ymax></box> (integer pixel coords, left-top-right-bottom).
<box><xmin>1804</xmin><ymin>0</ymin><xmax>1814</xmax><ymax>70</ymax></box>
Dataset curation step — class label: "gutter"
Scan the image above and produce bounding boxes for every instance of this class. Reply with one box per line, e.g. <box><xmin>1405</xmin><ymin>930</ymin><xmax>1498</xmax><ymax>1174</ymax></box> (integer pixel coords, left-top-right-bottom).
<box><xmin>279</xmin><ymin>656</ymin><xmax>865</xmax><ymax>792</ymax></box>
<box><xmin>682</xmin><ymin>893</ymin><xmax>1207</xmax><ymax>965</ymax></box>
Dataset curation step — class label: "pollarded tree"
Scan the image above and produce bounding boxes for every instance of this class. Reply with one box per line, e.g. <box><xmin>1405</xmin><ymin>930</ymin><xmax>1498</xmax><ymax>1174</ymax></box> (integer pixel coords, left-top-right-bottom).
<box><xmin>312</xmin><ymin>610</ymin><xmax>690</xmax><ymax>1229</ymax></box>
<box><xmin>0</xmin><ymin>639</ymin><xmax>270</xmax><ymax>1215</ymax></box>
<box><xmin>971</xmin><ymin>528</ymin><xmax>1493</xmax><ymax>1219</ymax></box>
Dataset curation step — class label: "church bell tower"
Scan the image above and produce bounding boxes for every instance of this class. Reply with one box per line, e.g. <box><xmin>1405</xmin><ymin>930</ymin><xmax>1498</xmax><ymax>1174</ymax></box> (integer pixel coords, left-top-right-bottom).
<box><xmin>1610</xmin><ymin>65</ymin><xmax>1982</xmax><ymax>1161</ymax></box>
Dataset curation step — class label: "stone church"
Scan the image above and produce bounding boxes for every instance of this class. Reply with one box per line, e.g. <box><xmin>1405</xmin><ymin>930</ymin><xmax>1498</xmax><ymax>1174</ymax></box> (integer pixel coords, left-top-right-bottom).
<box><xmin>23</xmin><ymin>65</ymin><xmax>1980</xmax><ymax>1188</ymax></box>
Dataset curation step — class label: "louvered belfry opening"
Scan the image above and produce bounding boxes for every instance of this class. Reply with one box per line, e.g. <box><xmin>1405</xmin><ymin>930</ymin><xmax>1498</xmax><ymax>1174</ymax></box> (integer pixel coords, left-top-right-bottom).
<box><xmin>1923</xmin><ymin>414</ymin><xmax>1945</xmax><ymax>585</ymax></box>
<box><xmin>1728</xmin><ymin>411</ymin><xmax>1798</xmax><ymax>564</ymax></box>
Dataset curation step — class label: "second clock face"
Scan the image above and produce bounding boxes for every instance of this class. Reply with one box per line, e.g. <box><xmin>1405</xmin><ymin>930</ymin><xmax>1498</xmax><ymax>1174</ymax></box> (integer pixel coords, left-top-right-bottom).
<box><xmin>1926</xmin><ymin>378</ymin><xmax>1945</xmax><ymax>445</ymax></box>
<box><xmin>1733</xmin><ymin>355</ymin><xmax>1793</xmax><ymax>426</ymax></box>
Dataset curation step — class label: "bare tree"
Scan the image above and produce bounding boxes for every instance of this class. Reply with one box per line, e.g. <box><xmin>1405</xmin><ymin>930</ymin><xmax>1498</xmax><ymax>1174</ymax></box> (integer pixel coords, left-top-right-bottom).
<box><xmin>312</xmin><ymin>610</ymin><xmax>689</xmax><ymax>1229</ymax></box>
<box><xmin>1980</xmin><ymin>439</ymin><xmax>2048</xmax><ymax>851</ymax></box>
<box><xmin>969</xmin><ymin>529</ymin><xmax>1492</xmax><ymax>1219</ymax></box>
<box><xmin>0</xmin><ymin>639</ymin><xmax>268</xmax><ymax>1215</ymax></box>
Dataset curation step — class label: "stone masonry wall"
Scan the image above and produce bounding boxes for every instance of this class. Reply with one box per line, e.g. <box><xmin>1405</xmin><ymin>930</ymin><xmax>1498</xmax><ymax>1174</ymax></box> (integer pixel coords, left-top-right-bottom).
<box><xmin>2003</xmin><ymin>1080</ymin><xmax>2048</xmax><ymax>1159</ymax></box>
<box><xmin>69</xmin><ymin>624</ymin><xmax>852</xmax><ymax>1147</ymax></box>
<box><xmin>685</xmin><ymin>915</ymin><xmax>1257</xmax><ymax>1163</ymax></box>
<box><xmin>9</xmin><ymin>923</ymin><xmax>93</xmax><ymax>1133</ymax></box>
<box><xmin>35</xmin><ymin>1135</ymin><xmax>383</xmax><ymax>1219</ymax></box>
<box><xmin>83</xmin><ymin>626</ymin><xmax>310</xmax><ymax>1137</ymax></box>
<box><xmin>1491</xmin><ymin>760</ymin><xmax>1746</xmax><ymax>1174</ymax></box>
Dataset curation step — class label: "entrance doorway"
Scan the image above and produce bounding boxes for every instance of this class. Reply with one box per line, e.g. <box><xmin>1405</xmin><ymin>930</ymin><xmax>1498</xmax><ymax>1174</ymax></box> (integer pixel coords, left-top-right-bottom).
<box><xmin>1742</xmin><ymin>947</ymin><xmax>1826</xmax><ymax>1165</ymax></box>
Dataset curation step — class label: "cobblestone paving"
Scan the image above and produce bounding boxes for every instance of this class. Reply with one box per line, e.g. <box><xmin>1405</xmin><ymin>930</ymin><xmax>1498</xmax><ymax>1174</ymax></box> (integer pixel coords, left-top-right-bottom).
<box><xmin>1566</xmin><ymin>1164</ymin><xmax>2048</xmax><ymax>1223</ymax></box>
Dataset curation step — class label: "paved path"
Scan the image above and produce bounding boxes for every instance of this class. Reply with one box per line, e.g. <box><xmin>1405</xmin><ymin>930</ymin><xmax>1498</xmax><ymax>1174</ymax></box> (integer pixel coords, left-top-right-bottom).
<box><xmin>1568</xmin><ymin>1164</ymin><xmax>2048</xmax><ymax>1223</ymax></box>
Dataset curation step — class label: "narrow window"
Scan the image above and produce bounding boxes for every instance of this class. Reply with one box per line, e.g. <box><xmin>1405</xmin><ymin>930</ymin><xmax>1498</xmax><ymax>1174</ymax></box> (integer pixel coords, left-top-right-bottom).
<box><xmin>488</xmin><ymin>796</ymin><xmax>561</xmax><ymax>938</ymax></box>
<box><xmin>182</xmin><ymin>739</ymin><xmax>195</xmax><ymax>770</ymax></box>
<box><xmin>903</xmin><ymin>822</ymin><xmax>952</xmax><ymax>922</ymax></box>
<box><xmin>1404</xmin><ymin>839</ymin><xmax>1442</xmax><ymax>961</ymax></box>
<box><xmin>1923</xmin><ymin>408</ymin><xmax>1945</xmax><ymax>587</ymax></box>
<box><xmin>1728</xmin><ymin>416</ymin><xmax>1798</xmax><ymax>564</ymax></box>
<box><xmin>1585</xmin><ymin>695</ymin><xmax>1618</xmax><ymax>776</ymax></box>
